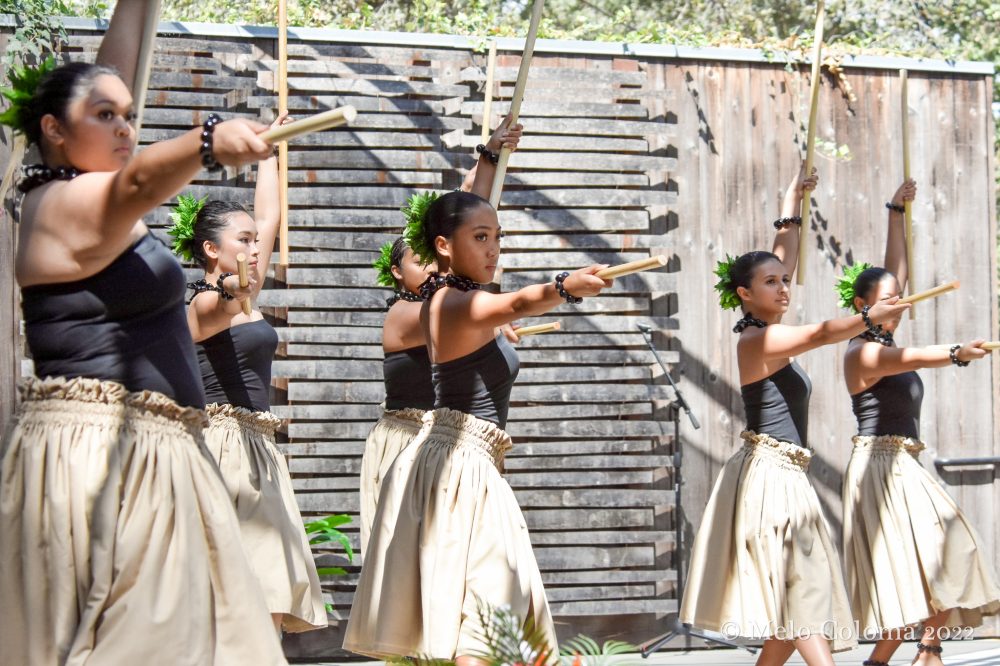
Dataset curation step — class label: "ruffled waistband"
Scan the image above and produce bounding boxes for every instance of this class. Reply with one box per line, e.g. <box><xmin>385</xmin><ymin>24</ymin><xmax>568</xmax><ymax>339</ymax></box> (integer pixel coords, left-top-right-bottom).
<box><xmin>206</xmin><ymin>403</ymin><xmax>281</xmax><ymax>435</ymax></box>
<box><xmin>421</xmin><ymin>407</ymin><xmax>512</xmax><ymax>470</ymax></box>
<box><xmin>18</xmin><ymin>376</ymin><xmax>208</xmax><ymax>429</ymax></box>
<box><xmin>851</xmin><ymin>434</ymin><xmax>925</xmax><ymax>456</ymax></box>
<box><xmin>740</xmin><ymin>430</ymin><xmax>812</xmax><ymax>471</ymax></box>
<box><xmin>379</xmin><ymin>407</ymin><xmax>426</xmax><ymax>429</ymax></box>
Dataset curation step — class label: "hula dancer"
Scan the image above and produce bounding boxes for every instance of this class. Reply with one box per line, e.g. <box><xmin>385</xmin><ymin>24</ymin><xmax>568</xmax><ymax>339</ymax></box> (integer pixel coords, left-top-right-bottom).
<box><xmin>360</xmin><ymin>117</ymin><xmax>521</xmax><ymax>553</ymax></box>
<box><xmin>679</xmin><ymin>168</ymin><xmax>909</xmax><ymax>665</ymax></box>
<box><xmin>345</xmin><ymin>180</ymin><xmax>611</xmax><ymax>662</ymax></box>
<box><xmin>0</xmin><ymin>2</ymin><xmax>285</xmax><ymax>663</ymax></box>
<box><xmin>167</xmin><ymin>112</ymin><xmax>328</xmax><ymax>635</ymax></box>
<box><xmin>838</xmin><ymin>179</ymin><xmax>1000</xmax><ymax>666</ymax></box>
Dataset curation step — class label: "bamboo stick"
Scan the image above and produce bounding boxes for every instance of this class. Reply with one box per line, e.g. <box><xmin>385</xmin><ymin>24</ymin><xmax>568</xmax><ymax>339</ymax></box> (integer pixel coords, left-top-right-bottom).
<box><xmin>278</xmin><ymin>0</ymin><xmax>289</xmax><ymax>266</ymax></box>
<box><xmin>488</xmin><ymin>0</ymin><xmax>545</xmax><ymax>208</ymax></box>
<box><xmin>595</xmin><ymin>255</ymin><xmax>668</xmax><ymax>280</ymax></box>
<box><xmin>901</xmin><ymin>69</ymin><xmax>916</xmax><ymax>319</ymax></box>
<box><xmin>480</xmin><ymin>40</ymin><xmax>497</xmax><ymax>146</ymax></box>
<box><xmin>130</xmin><ymin>1</ymin><xmax>162</xmax><ymax>143</ymax></box>
<box><xmin>237</xmin><ymin>253</ymin><xmax>252</xmax><ymax>315</ymax></box>
<box><xmin>928</xmin><ymin>342</ymin><xmax>999</xmax><ymax>351</ymax></box>
<box><xmin>515</xmin><ymin>321</ymin><xmax>561</xmax><ymax>337</ymax></box>
<box><xmin>795</xmin><ymin>0</ymin><xmax>826</xmax><ymax>286</ymax></box>
<box><xmin>260</xmin><ymin>106</ymin><xmax>357</xmax><ymax>144</ymax></box>
<box><xmin>897</xmin><ymin>280</ymin><xmax>959</xmax><ymax>305</ymax></box>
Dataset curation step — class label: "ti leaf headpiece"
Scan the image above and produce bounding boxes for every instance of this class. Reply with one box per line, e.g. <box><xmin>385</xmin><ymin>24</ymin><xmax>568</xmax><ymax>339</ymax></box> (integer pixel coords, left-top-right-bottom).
<box><xmin>373</xmin><ymin>241</ymin><xmax>397</xmax><ymax>287</ymax></box>
<box><xmin>167</xmin><ymin>194</ymin><xmax>207</xmax><ymax>262</ymax></box>
<box><xmin>0</xmin><ymin>56</ymin><xmax>57</xmax><ymax>136</ymax></box>
<box><xmin>401</xmin><ymin>191</ymin><xmax>440</xmax><ymax>265</ymax></box>
<box><xmin>714</xmin><ymin>253</ymin><xmax>742</xmax><ymax>311</ymax></box>
<box><xmin>835</xmin><ymin>261</ymin><xmax>872</xmax><ymax>311</ymax></box>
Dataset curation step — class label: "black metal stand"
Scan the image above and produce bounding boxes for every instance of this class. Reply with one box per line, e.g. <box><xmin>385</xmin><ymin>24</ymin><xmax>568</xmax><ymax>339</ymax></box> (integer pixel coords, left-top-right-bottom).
<box><xmin>635</xmin><ymin>324</ymin><xmax>756</xmax><ymax>657</ymax></box>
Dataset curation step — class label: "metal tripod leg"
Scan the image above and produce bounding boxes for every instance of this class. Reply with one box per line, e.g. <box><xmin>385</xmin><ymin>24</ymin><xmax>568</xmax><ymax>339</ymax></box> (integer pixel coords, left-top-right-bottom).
<box><xmin>639</xmin><ymin>616</ymin><xmax>757</xmax><ymax>657</ymax></box>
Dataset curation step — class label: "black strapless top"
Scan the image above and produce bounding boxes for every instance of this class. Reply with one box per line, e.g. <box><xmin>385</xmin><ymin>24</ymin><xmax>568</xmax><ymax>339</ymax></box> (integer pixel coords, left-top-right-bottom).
<box><xmin>852</xmin><ymin>370</ymin><xmax>923</xmax><ymax>439</ymax></box>
<box><xmin>432</xmin><ymin>334</ymin><xmax>519</xmax><ymax>428</ymax></box>
<box><xmin>196</xmin><ymin>319</ymin><xmax>278</xmax><ymax>412</ymax></box>
<box><xmin>383</xmin><ymin>346</ymin><xmax>435</xmax><ymax>411</ymax></box>
<box><xmin>741</xmin><ymin>361</ymin><xmax>812</xmax><ymax>448</ymax></box>
<box><xmin>21</xmin><ymin>233</ymin><xmax>205</xmax><ymax>408</ymax></box>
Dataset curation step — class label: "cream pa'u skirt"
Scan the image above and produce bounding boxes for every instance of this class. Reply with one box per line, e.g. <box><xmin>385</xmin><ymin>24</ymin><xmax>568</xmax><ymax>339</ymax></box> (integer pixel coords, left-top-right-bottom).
<box><xmin>344</xmin><ymin>407</ymin><xmax>556</xmax><ymax>660</ymax></box>
<box><xmin>843</xmin><ymin>434</ymin><xmax>1000</xmax><ymax>637</ymax></box>
<box><xmin>358</xmin><ymin>407</ymin><xmax>425</xmax><ymax>554</ymax></box>
<box><xmin>204</xmin><ymin>402</ymin><xmax>327</xmax><ymax>633</ymax></box>
<box><xmin>0</xmin><ymin>376</ymin><xmax>286</xmax><ymax>666</ymax></box>
<box><xmin>679</xmin><ymin>430</ymin><xmax>856</xmax><ymax>652</ymax></box>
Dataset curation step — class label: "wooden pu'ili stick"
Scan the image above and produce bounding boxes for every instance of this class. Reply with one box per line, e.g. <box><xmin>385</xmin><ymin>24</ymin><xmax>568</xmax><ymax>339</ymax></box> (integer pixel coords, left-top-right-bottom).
<box><xmin>515</xmin><ymin>321</ymin><xmax>561</xmax><ymax>337</ymax></box>
<box><xmin>488</xmin><ymin>0</ymin><xmax>545</xmax><ymax>208</ymax></box>
<box><xmin>278</xmin><ymin>0</ymin><xmax>289</xmax><ymax>266</ymax></box>
<box><xmin>237</xmin><ymin>253</ymin><xmax>252</xmax><ymax>315</ymax></box>
<box><xmin>596</xmin><ymin>255</ymin><xmax>668</xmax><ymax>280</ymax></box>
<box><xmin>901</xmin><ymin>69</ymin><xmax>916</xmax><ymax>319</ymax></box>
<box><xmin>795</xmin><ymin>0</ymin><xmax>826</xmax><ymax>286</ymax></box>
<box><xmin>897</xmin><ymin>280</ymin><xmax>959</xmax><ymax>305</ymax></box>
<box><xmin>260</xmin><ymin>106</ymin><xmax>357</xmax><ymax>144</ymax></box>
<box><xmin>480</xmin><ymin>40</ymin><xmax>497</xmax><ymax>146</ymax></box>
<box><xmin>131</xmin><ymin>0</ymin><xmax>162</xmax><ymax>143</ymax></box>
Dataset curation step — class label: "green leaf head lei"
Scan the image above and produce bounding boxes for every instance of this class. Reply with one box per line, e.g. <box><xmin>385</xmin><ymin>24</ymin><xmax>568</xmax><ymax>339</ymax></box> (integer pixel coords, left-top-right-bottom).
<box><xmin>373</xmin><ymin>241</ymin><xmax>398</xmax><ymax>287</ymax></box>
<box><xmin>401</xmin><ymin>191</ymin><xmax>440</xmax><ymax>266</ymax></box>
<box><xmin>714</xmin><ymin>253</ymin><xmax>742</xmax><ymax>311</ymax></box>
<box><xmin>167</xmin><ymin>194</ymin><xmax>207</xmax><ymax>262</ymax></box>
<box><xmin>0</xmin><ymin>56</ymin><xmax>56</xmax><ymax>136</ymax></box>
<box><xmin>835</xmin><ymin>261</ymin><xmax>872</xmax><ymax>311</ymax></box>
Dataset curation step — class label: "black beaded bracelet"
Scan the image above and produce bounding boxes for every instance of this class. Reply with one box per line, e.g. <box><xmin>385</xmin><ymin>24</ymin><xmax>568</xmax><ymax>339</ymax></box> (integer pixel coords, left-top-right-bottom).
<box><xmin>216</xmin><ymin>272</ymin><xmax>236</xmax><ymax>300</ymax></box>
<box><xmin>476</xmin><ymin>143</ymin><xmax>500</xmax><ymax>165</ymax></box>
<box><xmin>860</xmin><ymin>304</ymin><xmax>884</xmax><ymax>335</ymax></box>
<box><xmin>554</xmin><ymin>271</ymin><xmax>582</xmax><ymax>304</ymax></box>
<box><xmin>773</xmin><ymin>216</ymin><xmax>802</xmax><ymax>229</ymax></box>
<box><xmin>200</xmin><ymin>113</ymin><xmax>224</xmax><ymax>171</ymax></box>
<box><xmin>949</xmin><ymin>344</ymin><xmax>970</xmax><ymax>367</ymax></box>
<box><xmin>885</xmin><ymin>201</ymin><xmax>905</xmax><ymax>214</ymax></box>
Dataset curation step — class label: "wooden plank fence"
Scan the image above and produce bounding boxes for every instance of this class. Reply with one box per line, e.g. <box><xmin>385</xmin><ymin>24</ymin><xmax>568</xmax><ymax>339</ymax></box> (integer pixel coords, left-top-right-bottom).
<box><xmin>1</xmin><ymin>18</ymin><xmax>997</xmax><ymax>656</ymax></box>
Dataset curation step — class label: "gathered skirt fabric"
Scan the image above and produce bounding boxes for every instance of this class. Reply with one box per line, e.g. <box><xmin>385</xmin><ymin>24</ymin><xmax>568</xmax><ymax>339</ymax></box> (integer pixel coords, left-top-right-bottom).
<box><xmin>680</xmin><ymin>431</ymin><xmax>856</xmax><ymax>652</ymax></box>
<box><xmin>0</xmin><ymin>376</ymin><xmax>287</xmax><ymax>666</ymax></box>
<box><xmin>358</xmin><ymin>407</ymin><xmax>425</xmax><ymax>555</ymax></box>
<box><xmin>344</xmin><ymin>407</ymin><xmax>556</xmax><ymax>660</ymax></box>
<box><xmin>843</xmin><ymin>435</ymin><xmax>1000</xmax><ymax>636</ymax></box>
<box><xmin>204</xmin><ymin>402</ymin><xmax>327</xmax><ymax>633</ymax></box>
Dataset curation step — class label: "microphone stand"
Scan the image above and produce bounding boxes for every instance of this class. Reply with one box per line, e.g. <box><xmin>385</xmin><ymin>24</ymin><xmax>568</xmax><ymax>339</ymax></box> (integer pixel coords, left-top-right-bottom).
<box><xmin>635</xmin><ymin>324</ymin><xmax>756</xmax><ymax>657</ymax></box>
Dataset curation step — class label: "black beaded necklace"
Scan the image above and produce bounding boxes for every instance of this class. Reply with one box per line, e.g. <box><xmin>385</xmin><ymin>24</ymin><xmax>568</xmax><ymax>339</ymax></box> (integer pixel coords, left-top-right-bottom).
<box><xmin>859</xmin><ymin>328</ymin><xmax>894</xmax><ymax>347</ymax></box>
<box><xmin>186</xmin><ymin>278</ymin><xmax>234</xmax><ymax>304</ymax></box>
<box><xmin>19</xmin><ymin>164</ymin><xmax>83</xmax><ymax>193</ymax></box>
<box><xmin>418</xmin><ymin>273</ymin><xmax>481</xmax><ymax>299</ymax></box>
<box><xmin>733</xmin><ymin>312</ymin><xmax>768</xmax><ymax>333</ymax></box>
<box><xmin>385</xmin><ymin>289</ymin><xmax>424</xmax><ymax>308</ymax></box>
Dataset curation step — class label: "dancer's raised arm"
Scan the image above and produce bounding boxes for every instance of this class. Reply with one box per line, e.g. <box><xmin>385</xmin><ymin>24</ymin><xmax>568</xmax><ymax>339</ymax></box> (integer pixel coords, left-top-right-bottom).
<box><xmin>771</xmin><ymin>165</ymin><xmax>817</xmax><ymax>277</ymax></box>
<box><xmin>883</xmin><ymin>178</ymin><xmax>915</xmax><ymax>293</ymax></box>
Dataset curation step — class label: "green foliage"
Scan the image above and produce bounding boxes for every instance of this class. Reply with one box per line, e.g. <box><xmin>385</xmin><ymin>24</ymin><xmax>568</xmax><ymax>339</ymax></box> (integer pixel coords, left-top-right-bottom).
<box><xmin>304</xmin><ymin>513</ymin><xmax>354</xmax><ymax>577</ymax></box>
<box><xmin>470</xmin><ymin>595</ymin><xmax>555</xmax><ymax>666</ymax></box>
<box><xmin>402</xmin><ymin>190</ymin><xmax>440</xmax><ymax>266</ymax></box>
<box><xmin>374</xmin><ymin>241</ymin><xmax>398</xmax><ymax>288</ymax></box>
<box><xmin>834</xmin><ymin>261</ymin><xmax>872</xmax><ymax>311</ymax></box>
<box><xmin>166</xmin><ymin>194</ymin><xmax>206</xmax><ymax>262</ymax></box>
<box><xmin>559</xmin><ymin>634</ymin><xmax>639</xmax><ymax>666</ymax></box>
<box><xmin>0</xmin><ymin>55</ymin><xmax>55</xmax><ymax>134</ymax></box>
<box><xmin>714</xmin><ymin>254</ymin><xmax>742</xmax><ymax>311</ymax></box>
